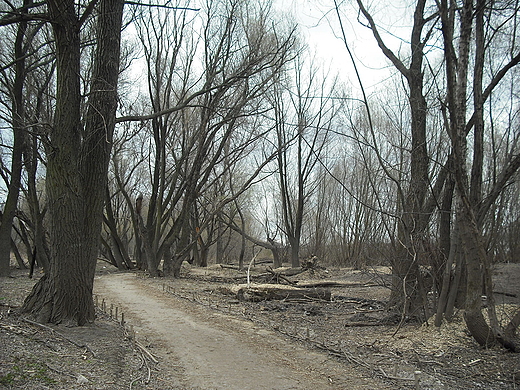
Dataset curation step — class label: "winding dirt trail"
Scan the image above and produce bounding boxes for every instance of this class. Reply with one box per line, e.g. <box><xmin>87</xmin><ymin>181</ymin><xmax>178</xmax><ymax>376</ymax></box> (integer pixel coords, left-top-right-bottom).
<box><xmin>94</xmin><ymin>272</ymin><xmax>388</xmax><ymax>390</ymax></box>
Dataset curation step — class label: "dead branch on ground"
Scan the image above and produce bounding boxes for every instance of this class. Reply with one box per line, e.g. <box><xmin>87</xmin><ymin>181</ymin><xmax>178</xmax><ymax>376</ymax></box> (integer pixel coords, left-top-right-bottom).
<box><xmin>21</xmin><ymin>317</ymin><xmax>96</xmax><ymax>357</ymax></box>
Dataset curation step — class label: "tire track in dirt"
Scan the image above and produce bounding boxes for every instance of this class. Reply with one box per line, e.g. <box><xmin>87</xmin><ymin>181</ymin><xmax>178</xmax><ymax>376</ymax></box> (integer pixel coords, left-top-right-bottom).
<box><xmin>94</xmin><ymin>272</ymin><xmax>389</xmax><ymax>390</ymax></box>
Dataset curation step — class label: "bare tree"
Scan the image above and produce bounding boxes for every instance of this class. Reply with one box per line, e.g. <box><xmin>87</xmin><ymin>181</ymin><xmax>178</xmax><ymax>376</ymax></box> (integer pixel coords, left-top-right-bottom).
<box><xmin>0</xmin><ymin>2</ymin><xmax>55</xmax><ymax>277</ymax></box>
<box><xmin>0</xmin><ymin>0</ymin><xmax>30</xmax><ymax>276</ymax></box>
<box><xmin>271</xmin><ymin>52</ymin><xmax>338</xmax><ymax>268</ymax></box>
<box><xmin>106</xmin><ymin>0</ymin><xmax>295</xmax><ymax>277</ymax></box>
<box><xmin>350</xmin><ymin>0</ymin><xmax>442</xmax><ymax>319</ymax></box>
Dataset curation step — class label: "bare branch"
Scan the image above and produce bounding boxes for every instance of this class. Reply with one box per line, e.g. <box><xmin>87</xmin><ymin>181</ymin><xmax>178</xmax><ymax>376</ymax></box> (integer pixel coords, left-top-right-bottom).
<box><xmin>465</xmin><ymin>50</ymin><xmax>520</xmax><ymax>135</ymax></box>
<box><xmin>124</xmin><ymin>1</ymin><xmax>199</xmax><ymax>11</ymax></box>
<box><xmin>0</xmin><ymin>1</ymin><xmax>47</xmax><ymax>26</ymax></box>
<box><xmin>355</xmin><ymin>0</ymin><xmax>410</xmax><ymax>79</ymax></box>
<box><xmin>78</xmin><ymin>0</ymin><xmax>99</xmax><ymax>27</ymax></box>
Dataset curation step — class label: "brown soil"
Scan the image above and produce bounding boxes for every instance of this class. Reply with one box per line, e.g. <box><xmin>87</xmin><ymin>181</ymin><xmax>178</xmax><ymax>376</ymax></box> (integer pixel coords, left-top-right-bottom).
<box><xmin>1</xmin><ymin>261</ymin><xmax>519</xmax><ymax>389</ymax></box>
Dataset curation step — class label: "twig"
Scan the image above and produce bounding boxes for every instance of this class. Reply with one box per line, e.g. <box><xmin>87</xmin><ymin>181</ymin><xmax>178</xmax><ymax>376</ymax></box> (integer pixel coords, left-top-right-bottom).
<box><xmin>135</xmin><ymin>340</ymin><xmax>159</xmax><ymax>364</ymax></box>
<box><xmin>146</xmin><ymin>361</ymin><xmax>152</xmax><ymax>383</ymax></box>
<box><xmin>21</xmin><ymin>317</ymin><xmax>96</xmax><ymax>358</ymax></box>
<box><xmin>344</xmin><ymin>321</ymin><xmax>383</xmax><ymax>327</ymax></box>
<box><xmin>220</xmin><ymin>264</ymin><xmax>240</xmax><ymax>270</ymax></box>
<box><xmin>266</xmin><ymin>266</ymin><xmax>297</xmax><ymax>285</ymax></box>
<box><xmin>378</xmin><ymin>367</ymin><xmax>416</xmax><ymax>381</ymax></box>
<box><xmin>495</xmin><ymin>291</ymin><xmax>517</xmax><ymax>298</ymax></box>
<box><xmin>129</xmin><ymin>374</ymin><xmax>144</xmax><ymax>390</ymax></box>
<box><xmin>313</xmin><ymin>340</ymin><xmax>370</xmax><ymax>368</ymax></box>
<box><xmin>42</xmin><ymin>362</ymin><xmax>77</xmax><ymax>379</ymax></box>
<box><xmin>0</xmin><ymin>322</ymin><xmax>30</xmax><ymax>335</ymax></box>
<box><xmin>0</xmin><ymin>303</ymin><xmax>20</xmax><ymax>309</ymax></box>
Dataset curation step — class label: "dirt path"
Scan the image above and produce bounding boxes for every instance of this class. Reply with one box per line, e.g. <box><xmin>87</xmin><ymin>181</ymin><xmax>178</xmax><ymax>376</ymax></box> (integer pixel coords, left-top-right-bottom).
<box><xmin>94</xmin><ymin>272</ymin><xmax>389</xmax><ymax>390</ymax></box>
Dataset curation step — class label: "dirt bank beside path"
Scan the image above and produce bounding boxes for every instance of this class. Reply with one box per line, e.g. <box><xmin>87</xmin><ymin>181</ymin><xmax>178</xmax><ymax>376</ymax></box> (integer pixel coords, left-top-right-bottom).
<box><xmin>94</xmin><ymin>272</ymin><xmax>389</xmax><ymax>390</ymax></box>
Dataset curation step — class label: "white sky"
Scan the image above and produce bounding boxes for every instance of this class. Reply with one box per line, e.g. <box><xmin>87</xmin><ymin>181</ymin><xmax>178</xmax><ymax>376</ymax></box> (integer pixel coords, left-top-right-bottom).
<box><xmin>127</xmin><ymin>0</ymin><xmax>415</xmax><ymax>99</ymax></box>
<box><xmin>272</xmin><ymin>0</ymin><xmax>417</xmax><ymax>94</ymax></box>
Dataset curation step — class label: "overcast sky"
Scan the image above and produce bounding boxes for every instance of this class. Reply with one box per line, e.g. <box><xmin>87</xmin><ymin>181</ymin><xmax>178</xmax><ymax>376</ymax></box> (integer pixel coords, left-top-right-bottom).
<box><xmin>273</xmin><ymin>0</ymin><xmax>418</xmax><ymax>94</ymax></box>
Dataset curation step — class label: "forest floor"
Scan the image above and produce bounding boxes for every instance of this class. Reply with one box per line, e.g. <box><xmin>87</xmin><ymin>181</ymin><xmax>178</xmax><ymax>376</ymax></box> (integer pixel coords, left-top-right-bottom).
<box><xmin>0</xmin><ymin>261</ymin><xmax>519</xmax><ymax>389</ymax></box>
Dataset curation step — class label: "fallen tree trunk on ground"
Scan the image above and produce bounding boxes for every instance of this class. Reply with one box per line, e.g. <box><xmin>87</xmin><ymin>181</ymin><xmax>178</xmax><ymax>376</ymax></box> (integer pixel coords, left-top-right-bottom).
<box><xmin>267</xmin><ymin>267</ymin><xmax>306</xmax><ymax>277</ymax></box>
<box><xmin>231</xmin><ymin>283</ymin><xmax>331</xmax><ymax>302</ymax></box>
<box><xmin>296</xmin><ymin>281</ymin><xmax>379</xmax><ymax>288</ymax></box>
<box><xmin>219</xmin><ymin>264</ymin><xmax>240</xmax><ymax>270</ymax></box>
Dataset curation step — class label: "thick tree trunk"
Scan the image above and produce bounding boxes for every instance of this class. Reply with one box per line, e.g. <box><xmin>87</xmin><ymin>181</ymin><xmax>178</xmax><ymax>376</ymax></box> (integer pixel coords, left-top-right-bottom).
<box><xmin>470</xmin><ymin>0</ymin><xmax>485</xmax><ymax>207</ymax></box>
<box><xmin>137</xmin><ymin>212</ymin><xmax>159</xmax><ymax>276</ymax></box>
<box><xmin>216</xmin><ymin>218</ymin><xmax>223</xmax><ymax>264</ymax></box>
<box><xmin>198</xmin><ymin>245</ymin><xmax>209</xmax><ymax>267</ymax></box>
<box><xmin>458</xmin><ymin>201</ymin><xmax>495</xmax><ymax>347</ymax></box>
<box><xmin>437</xmin><ymin>172</ymin><xmax>455</xmax><ymax>291</ymax></box>
<box><xmin>435</xmin><ymin>216</ymin><xmax>459</xmax><ymax>326</ymax></box>
<box><xmin>22</xmin><ymin>0</ymin><xmax>124</xmax><ymax>325</ymax></box>
<box><xmin>388</xmin><ymin>241</ymin><xmax>426</xmax><ymax>321</ymax></box>
<box><xmin>390</xmin><ymin>2</ymin><xmax>430</xmax><ymax>319</ymax></box>
<box><xmin>438</xmin><ymin>0</ymin><xmax>506</xmax><ymax>348</ymax></box>
<box><xmin>231</xmin><ymin>198</ymin><xmax>247</xmax><ymax>270</ymax></box>
<box><xmin>266</xmin><ymin>237</ymin><xmax>283</xmax><ymax>268</ymax></box>
<box><xmin>288</xmin><ymin>236</ymin><xmax>300</xmax><ymax>268</ymax></box>
<box><xmin>22</xmin><ymin>0</ymin><xmax>88</xmax><ymax>324</ymax></box>
<box><xmin>162</xmin><ymin>245</ymin><xmax>174</xmax><ymax>276</ymax></box>
<box><xmin>166</xmin><ymin>190</ymin><xmax>199</xmax><ymax>277</ymax></box>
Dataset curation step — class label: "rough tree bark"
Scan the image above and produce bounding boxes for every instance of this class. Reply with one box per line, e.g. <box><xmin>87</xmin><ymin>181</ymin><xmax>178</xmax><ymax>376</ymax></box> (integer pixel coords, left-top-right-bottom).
<box><xmin>22</xmin><ymin>0</ymin><xmax>124</xmax><ymax>325</ymax></box>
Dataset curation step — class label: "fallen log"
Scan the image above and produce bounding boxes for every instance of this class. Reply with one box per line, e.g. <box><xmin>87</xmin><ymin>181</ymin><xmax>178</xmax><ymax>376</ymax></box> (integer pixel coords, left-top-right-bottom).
<box><xmin>268</xmin><ymin>267</ymin><xmax>305</xmax><ymax>277</ymax></box>
<box><xmin>495</xmin><ymin>291</ymin><xmax>517</xmax><ymax>298</ymax></box>
<box><xmin>344</xmin><ymin>321</ymin><xmax>382</xmax><ymax>327</ymax></box>
<box><xmin>296</xmin><ymin>281</ymin><xmax>378</xmax><ymax>288</ymax></box>
<box><xmin>234</xmin><ymin>283</ymin><xmax>331</xmax><ymax>302</ymax></box>
<box><xmin>219</xmin><ymin>264</ymin><xmax>240</xmax><ymax>270</ymax></box>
